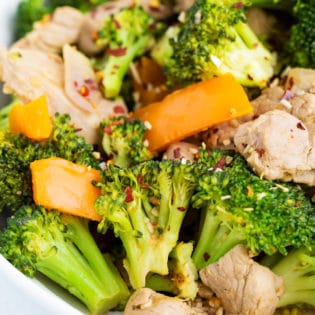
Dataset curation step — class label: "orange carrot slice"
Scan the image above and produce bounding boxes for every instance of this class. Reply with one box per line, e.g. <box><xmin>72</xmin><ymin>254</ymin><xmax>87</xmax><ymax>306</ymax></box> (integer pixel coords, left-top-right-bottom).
<box><xmin>31</xmin><ymin>157</ymin><xmax>102</xmax><ymax>221</ymax></box>
<box><xmin>133</xmin><ymin>73</ymin><xmax>253</xmax><ymax>152</ymax></box>
<box><xmin>9</xmin><ymin>94</ymin><xmax>52</xmax><ymax>141</ymax></box>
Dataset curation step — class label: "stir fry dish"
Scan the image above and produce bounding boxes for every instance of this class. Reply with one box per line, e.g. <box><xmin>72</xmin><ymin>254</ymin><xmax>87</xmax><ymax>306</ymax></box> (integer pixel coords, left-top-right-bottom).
<box><xmin>0</xmin><ymin>0</ymin><xmax>315</xmax><ymax>314</ymax></box>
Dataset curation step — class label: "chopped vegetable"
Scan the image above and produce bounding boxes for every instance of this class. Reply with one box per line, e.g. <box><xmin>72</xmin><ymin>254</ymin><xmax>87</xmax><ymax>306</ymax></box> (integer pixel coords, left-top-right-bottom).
<box><xmin>9</xmin><ymin>94</ymin><xmax>52</xmax><ymax>141</ymax></box>
<box><xmin>31</xmin><ymin>157</ymin><xmax>102</xmax><ymax>221</ymax></box>
<box><xmin>133</xmin><ymin>73</ymin><xmax>253</xmax><ymax>152</ymax></box>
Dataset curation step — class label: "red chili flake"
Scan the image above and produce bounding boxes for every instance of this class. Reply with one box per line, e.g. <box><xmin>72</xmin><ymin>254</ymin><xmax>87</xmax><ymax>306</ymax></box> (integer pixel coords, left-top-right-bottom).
<box><xmin>137</xmin><ymin>174</ymin><xmax>144</xmax><ymax>184</ymax></box>
<box><xmin>232</xmin><ymin>2</ymin><xmax>244</xmax><ymax>8</ymax></box>
<box><xmin>103</xmin><ymin>125</ymin><xmax>113</xmax><ymax>135</ymax></box>
<box><xmin>141</xmin><ymin>183</ymin><xmax>150</xmax><ymax>189</ymax></box>
<box><xmin>113</xmin><ymin>18</ymin><xmax>121</xmax><ymax>29</ymax></box>
<box><xmin>203</xmin><ymin>252</ymin><xmax>210</xmax><ymax>262</ymax></box>
<box><xmin>113</xmin><ymin>105</ymin><xmax>126</xmax><ymax>114</ymax></box>
<box><xmin>253</xmin><ymin>42</ymin><xmax>259</xmax><ymax>48</ymax></box>
<box><xmin>151</xmin><ymin>222</ymin><xmax>158</xmax><ymax>228</ymax></box>
<box><xmin>74</xmin><ymin>127</ymin><xmax>83</xmax><ymax>133</ymax></box>
<box><xmin>213</xmin><ymin>156</ymin><xmax>226</xmax><ymax>170</ymax></box>
<box><xmin>255</xmin><ymin>148</ymin><xmax>265</xmax><ymax>158</ymax></box>
<box><xmin>297</xmin><ymin>122</ymin><xmax>305</xmax><ymax>130</ymax></box>
<box><xmin>125</xmin><ymin>186</ymin><xmax>134</xmax><ymax>203</ymax></box>
<box><xmin>107</xmin><ymin>47</ymin><xmax>127</xmax><ymax>57</ymax></box>
<box><xmin>149</xmin><ymin>22</ymin><xmax>157</xmax><ymax>30</ymax></box>
<box><xmin>242</xmin><ymin>143</ymin><xmax>248</xmax><ymax>148</ymax></box>
<box><xmin>79</xmin><ymin>85</ymin><xmax>90</xmax><ymax>97</ymax></box>
<box><xmin>113</xmin><ymin>64</ymin><xmax>120</xmax><ymax>70</ymax></box>
<box><xmin>173</xmin><ymin>147</ymin><xmax>181</xmax><ymax>159</ymax></box>
<box><xmin>73</xmin><ymin>81</ymin><xmax>78</xmax><ymax>87</ymax></box>
<box><xmin>177</xmin><ymin>206</ymin><xmax>186</xmax><ymax>212</ymax></box>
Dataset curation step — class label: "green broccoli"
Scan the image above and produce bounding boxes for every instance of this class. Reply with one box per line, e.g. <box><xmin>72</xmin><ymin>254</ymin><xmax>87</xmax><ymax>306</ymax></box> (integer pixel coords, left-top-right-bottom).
<box><xmin>155</xmin><ymin>0</ymin><xmax>275</xmax><ymax>88</ymax></box>
<box><xmin>96</xmin><ymin>5</ymin><xmax>163</xmax><ymax>98</ymax></box>
<box><xmin>249</xmin><ymin>0</ymin><xmax>315</xmax><ymax>68</ymax></box>
<box><xmin>0</xmin><ymin>204</ymin><xmax>130</xmax><ymax>314</ymax></box>
<box><xmin>95</xmin><ymin>159</ymin><xmax>199</xmax><ymax>289</ymax></box>
<box><xmin>261</xmin><ymin>245</ymin><xmax>315</xmax><ymax>309</ymax></box>
<box><xmin>191</xmin><ymin>148</ymin><xmax>315</xmax><ymax>270</ymax></box>
<box><xmin>0</xmin><ymin>113</ymin><xmax>100</xmax><ymax>213</ymax></box>
<box><xmin>14</xmin><ymin>0</ymin><xmax>109</xmax><ymax>40</ymax></box>
<box><xmin>146</xmin><ymin>241</ymin><xmax>199</xmax><ymax>299</ymax></box>
<box><xmin>100</xmin><ymin>115</ymin><xmax>153</xmax><ymax>168</ymax></box>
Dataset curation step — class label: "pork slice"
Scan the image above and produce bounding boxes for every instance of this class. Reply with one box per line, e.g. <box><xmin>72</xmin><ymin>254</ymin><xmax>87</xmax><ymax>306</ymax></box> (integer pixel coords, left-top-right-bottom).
<box><xmin>124</xmin><ymin>288</ymin><xmax>198</xmax><ymax>315</ymax></box>
<box><xmin>234</xmin><ymin>109</ymin><xmax>311</xmax><ymax>181</ymax></box>
<box><xmin>0</xmin><ymin>46</ymin><xmax>126</xmax><ymax>144</ymax></box>
<box><xmin>12</xmin><ymin>7</ymin><xmax>85</xmax><ymax>54</ymax></box>
<box><xmin>199</xmin><ymin>245</ymin><xmax>284</xmax><ymax>315</ymax></box>
<box><xmin>283</xmin><ymin>68</ymin><xmax>315</xmax><ymax>93</ymax></box>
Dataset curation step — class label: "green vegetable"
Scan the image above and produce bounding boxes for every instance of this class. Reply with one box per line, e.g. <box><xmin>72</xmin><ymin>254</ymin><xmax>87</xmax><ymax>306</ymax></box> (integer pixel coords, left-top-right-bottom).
<box><xmin>152</xmin><ymin>0</ymin><xmax>275</xmax><ymax>88</ymax></box>
<box><xmin>95</xmin><ymin>159</ymin><xmax>199</xmax><ymax>289</ymax></box>
<box><xmin>100</xmin><ymin>115</ymin><xmax>153</xmax><ymax>168</ymax></box>
<box><xmin>96</xmin><ymin>5</ymin><xmax>163</xmax><ymax>98</ymax></box>
<box><xmin>0</xmin><ymin>205</ymin><xmax>130</xmax><ymax>314</ymax></box>
<box><xmin>191</xmin><ymin>147</ymin><xmax>315</xmax><ymax>270</ymax></box>
<box><xmin>261</xmin><ymin>245</ymin><xmax>315</xmax><ymax>308</ymax></box>
<box><xmin>14</xmin><ymin>0</ymin><xmax>109</xmax><ymax>39</ymax></box>
<box><xmin>0</xmin><ymin>113</ymin><xmax>100</xmax><ymax>213</ymax></box>
<box><xmin>249</xmin><ymin>0</ymin><xmax>315</xmax><ymax>68</ymax></box>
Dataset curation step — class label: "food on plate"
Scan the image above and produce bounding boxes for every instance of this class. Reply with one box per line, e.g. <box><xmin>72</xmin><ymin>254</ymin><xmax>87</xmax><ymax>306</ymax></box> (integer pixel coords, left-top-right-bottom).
<box><xmin>0</xmin><ymin>0</ymin><xmax>315</xmax><ymax>314</ymax></box>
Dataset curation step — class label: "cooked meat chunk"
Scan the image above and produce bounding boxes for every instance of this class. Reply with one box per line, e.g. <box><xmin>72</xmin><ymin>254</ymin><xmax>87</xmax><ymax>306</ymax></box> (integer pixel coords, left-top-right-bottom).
<box><xmin>251</xmin><ymin>85</ymin><xmax>286</xmax><ymax>116</ymax></box>
<box><xmin>11</xmin><ymin>7</ymin><xmax>85</xmax><ymax>54</ymax></box>
<box><xmin>124</xmin><ymin>288</ymin><xmax>198</xmax><ymax>315</ymax></box>
<box><xmin>163</xmin><ymin>142</ymin><xmax>199</xmax><ymax>162</ymax></box>
<box><xmin>234</xmin><ymin>110</ymin><xmax>311</xmax><ymax>182</ymax></box>
<box><xmin>0</xmin><ymin>47</ymin><xmax>126</xmax><ymax>143</ymax></box>
<box><xmin>199</xmin><ymin>245</ymin><xmax>284</xmax><ymax>315</ymax></box>
<box><xmin>283</xmin><ymin>68</ymin><xmax>315</xmax><ymax>93</ymax></box>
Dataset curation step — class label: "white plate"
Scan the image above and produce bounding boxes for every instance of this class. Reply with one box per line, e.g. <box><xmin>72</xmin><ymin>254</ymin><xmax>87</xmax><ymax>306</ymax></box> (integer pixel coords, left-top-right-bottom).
<box><xmin>0</xmin><ymin>2</ymin><xmax>122</xmax><ymax>314</ymax></box>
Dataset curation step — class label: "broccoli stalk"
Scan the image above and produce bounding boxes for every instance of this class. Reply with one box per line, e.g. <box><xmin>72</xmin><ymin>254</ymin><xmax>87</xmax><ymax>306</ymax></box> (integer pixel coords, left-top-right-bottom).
<box><xmin>0</xmin><ymin>205</ymin><xmax>130</xmax><ymax>314</ymax></box>
<box><xmin>95</xmin><ymin>159</ymin><xmax>197</xmax><ymax>289</ymax></box>
<box><xmin>100</xmin><ymin>115</ymin><xmax>153</xmax><ymax>168</ymax></box>
<box><xmin>261</xmin><ymin>246</ymin><xmax>315</xmax><ymax>308</ymax></box>
<box><xmin>96</xmin><ymin>5</ymin><xmax>162</xmax><ymax>98</ymax></box>
<box><xmin>146</xmin><ymin>241</ymin><xmax>199</xmax><ymax>299</ymax></box>
<box><xmin>249</xmin><ymin>0</ymin><xmax>315</xmax><ymax>68</ymax></box>
<box><xmin>160</xmin><ymin>0</ymin><xmax>275</xmax><ymax>88</ymax></box>
<box><xmin>191</xmin><ymin>148</ymin><xmax>315</xmax><ymax>270</ymax></box>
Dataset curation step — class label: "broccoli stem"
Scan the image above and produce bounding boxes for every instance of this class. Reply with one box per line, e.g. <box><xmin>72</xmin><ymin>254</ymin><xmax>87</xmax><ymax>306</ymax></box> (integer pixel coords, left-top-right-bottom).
<box><xmin>192</xmin><ymin>208</ymin><xmax>245</xmax><ymax>270</ymax></box>
<box><xmin>38</xmin><ymin>215</ymin><xmax>130</xmax><ymax>314</ymax></box>
<box><xmin>103</xmin><ymin>35</ymin><xmax>151</xmax><ymax>98</ymax></box>
<box><xmin>62</xmin><ymin>216</ymin><xmax>129</xmax><ymax>308</ymax></box>
<box><xmin>271</xmin><ymin>247</ymin><xmax>315</xmax><ymax>308</ymax></box>
<box><xmin>234</xmin><ymin>21</ymin><xmax>262</xmax><ymax>49</ymax></box>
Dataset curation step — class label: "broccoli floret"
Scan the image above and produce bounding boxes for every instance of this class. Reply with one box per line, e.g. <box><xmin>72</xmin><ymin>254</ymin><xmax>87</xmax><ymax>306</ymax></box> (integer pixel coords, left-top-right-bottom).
<box><xmin>249</xmin><ymin>0</ymin><xmax>315</xmax><ymax>68</ymax></box>
<box><xmin>0</xmin><ymin>205</ymin><xmax>130</xmax><ymax>314</ymax></box>
<box><xmin>0</xmin><ymin>113</ymin><xmax>100</xmax><ymax>213</ymax></box>
<box><xmin>161</xmin><ymin>0</ymin><xmax>275</xmax><ymax>88</ymax></box>
<box><xmin>96</xmin><ymin>5</ymin><xmax>163</xmax><ymax>98</ymax></box>
<box><xmin>100</xmin><ymin>115</ymin><xmax>153</xmax><ymax>168</ymax></box>
<box><xmin>95</xmin><ymin>159</ymin><xmax>198</xmax><ymax>289</ymax></box>
<box><xmin>14</xmin><ymin>0</ymin><xmax>109</xmax><ymax>39</ymax></box>
<box><xmin>191</xmin><ymin>148</ymin><xmax>315</xmax><ymax>270</ymax></box>
<box><xmin>261</xmin><ymin>245</ymin><xmax>315</xmax><ymax>309</ymax></box>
